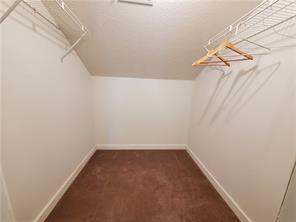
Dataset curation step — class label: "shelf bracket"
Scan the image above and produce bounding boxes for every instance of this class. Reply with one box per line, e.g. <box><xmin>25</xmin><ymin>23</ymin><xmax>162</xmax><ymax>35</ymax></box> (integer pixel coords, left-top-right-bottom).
<box><xmin>61</xmin><ymin>30</ymin><xmax>87</xmax><ymax>62</ymax></box>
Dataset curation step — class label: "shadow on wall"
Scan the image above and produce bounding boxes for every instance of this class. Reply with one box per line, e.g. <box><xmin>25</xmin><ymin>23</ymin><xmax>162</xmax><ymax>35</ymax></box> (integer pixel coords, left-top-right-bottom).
<box><xmin>0</xmin><ymin>1</ymin><xmax>68</xmax><ymax>49</ymax></box>
<box><xmin>0</xmin><ymin>164</ymin><xmax>16</xmax><ymax>222</ymax></box>
<box><xmin>199</xmin><ymin>62</ymin><xmax>280</xmax><ymax>126</ymax></box>
<box><xmin>224</xmin><ymin>62</ymin><xmax>280</xmax><ymax>123</ymax></box>
<box><xmin>197</xmin><ymin>16</ymin><xmax>296</xmax><ymax>126</ymax></box>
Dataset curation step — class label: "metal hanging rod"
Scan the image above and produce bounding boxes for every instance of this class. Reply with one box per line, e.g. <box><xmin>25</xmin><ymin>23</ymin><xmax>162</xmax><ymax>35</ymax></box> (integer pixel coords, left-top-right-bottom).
<box><xmin>0</xmin><ymin>0</ymin><xmax>88</xmax><ymax>62</ymax></box>
<box><xmin>53</xmin><ymin>0</ymin><xmax>88</xmax><ymax>62</ymax></box>
<box><xmin>205</xmin><ymin>0</ymin><xmax>296</xmax><ymax>50</ymax></box>
<box><xmin>55</xmin><ymin>0</ymin><xmax>86</xmax><ymax>33</ymax></box>
<box><xmin>193</xmin><ymin>0</ymin><xmax>296</xmax><ymax>68</ymax></box>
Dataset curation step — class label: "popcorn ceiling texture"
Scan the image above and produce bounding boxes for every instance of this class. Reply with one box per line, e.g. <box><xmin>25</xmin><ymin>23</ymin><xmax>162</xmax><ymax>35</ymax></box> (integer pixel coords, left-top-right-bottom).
<box><xmin>44</xmin><ymin>0</ymin><xmax>259</xmax><ymax>80</ymax></box>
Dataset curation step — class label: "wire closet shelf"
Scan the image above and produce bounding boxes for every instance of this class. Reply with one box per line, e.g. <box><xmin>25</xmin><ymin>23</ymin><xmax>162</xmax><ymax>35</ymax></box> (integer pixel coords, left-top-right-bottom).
<box><xmin>0</xmin><ymin>0</ymin><xmax>88</xmax><ymax>62</ymax></box>
<box><xmin>198</xmin><ymin>0</ymin><xmax>296</xmax><ymax>64</ymax></box>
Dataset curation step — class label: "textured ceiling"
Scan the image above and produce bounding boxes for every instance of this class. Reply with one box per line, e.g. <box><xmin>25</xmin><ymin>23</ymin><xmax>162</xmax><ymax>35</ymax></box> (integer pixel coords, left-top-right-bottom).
<box><xmin>44</xmin><ymin>0</ymin><xmax>259</xmax><ymax>80</ymax></box>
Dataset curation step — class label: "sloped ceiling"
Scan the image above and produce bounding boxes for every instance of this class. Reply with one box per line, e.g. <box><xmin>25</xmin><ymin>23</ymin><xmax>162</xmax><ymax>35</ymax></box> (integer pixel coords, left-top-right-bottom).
<box><xmin>44</xmin><ymin>0</ymin><xmax>259</xmax><ymax>80</ymax></box>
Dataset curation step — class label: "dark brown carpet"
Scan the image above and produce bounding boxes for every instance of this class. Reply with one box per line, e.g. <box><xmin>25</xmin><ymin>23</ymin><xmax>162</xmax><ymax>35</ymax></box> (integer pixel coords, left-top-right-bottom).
<box><xmin>45</xmin><ymin>150</ymin><xmax>239</xmax><ymax>222</ymax></box>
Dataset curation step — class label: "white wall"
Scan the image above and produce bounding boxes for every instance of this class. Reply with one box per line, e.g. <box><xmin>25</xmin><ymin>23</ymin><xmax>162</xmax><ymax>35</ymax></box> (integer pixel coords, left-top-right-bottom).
<box><xmin>188</xmin><ymin>26</ymin><xmax>296</xmax><ymax>222</ymax></box>
<box><xmin>93</xmin><ymin>76</ymin><xmax>193</xmax><ymax>146</ymax></box>
<box><xmin>1</xmin><ymin>3</ymin><xmax>15</xmax><ymax>221</ymax></box>
<box><xmin>1</xmin><ymin>1</ymin><xmax>94</xmax><ymax>221</ymax></box>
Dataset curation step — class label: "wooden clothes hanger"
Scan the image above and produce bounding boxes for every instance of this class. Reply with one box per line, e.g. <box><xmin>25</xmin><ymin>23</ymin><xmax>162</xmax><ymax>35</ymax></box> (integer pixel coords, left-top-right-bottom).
<box><xmin>192</xmin><ymin>40</ymin><xmax>253</xmax><ymax>67</ymax></box>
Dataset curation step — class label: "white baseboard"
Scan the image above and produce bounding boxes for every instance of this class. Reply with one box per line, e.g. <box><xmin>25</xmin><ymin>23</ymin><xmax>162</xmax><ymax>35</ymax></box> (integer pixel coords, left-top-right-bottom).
<box><xmin>33</xmin><ymin>147</ymin><xmax>96</xmax><ymax>222</ymax></box>
<box><xmin>186</xmin><ymin>146</ymin><xmax>252</xmax><ymax>222</ymax></box>
<box><xmin>96</xmin><ymin>144</ymin><xmax>187</xmax><ymax>150</ymax></box>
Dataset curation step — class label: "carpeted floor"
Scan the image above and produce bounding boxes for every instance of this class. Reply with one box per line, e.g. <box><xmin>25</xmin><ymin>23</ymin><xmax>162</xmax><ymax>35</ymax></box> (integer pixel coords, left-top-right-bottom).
<box><xmin>45</xmin><ymin>150</ymin><xmax>239</xmax><ymax>222</ymax></box>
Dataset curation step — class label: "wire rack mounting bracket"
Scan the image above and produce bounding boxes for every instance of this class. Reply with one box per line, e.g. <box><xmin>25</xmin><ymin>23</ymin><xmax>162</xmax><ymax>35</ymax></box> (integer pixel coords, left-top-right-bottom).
<box><xmin>0</xmin><ymin>0</ymin><xmax>88</xmax><ymax>62</ymax></box>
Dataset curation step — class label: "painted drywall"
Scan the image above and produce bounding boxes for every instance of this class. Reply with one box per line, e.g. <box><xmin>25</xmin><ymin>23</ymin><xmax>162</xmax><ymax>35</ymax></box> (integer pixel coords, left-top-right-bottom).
<box><xmin>93</xmin><ymin>76</ymin><xmax>193</xmax><ymax>146</ymax></box>
<box><xmin>278</xmin><ymin>166</ymin><xmax>296</xmax><ymax>222</ymax></box>
<box><xmin>1</xmin><ymin>1</ymin><xmax>94</xmax><ymax>221</ymax></box>
<box><xmin>188</xmin><ymin>24</ymin><xmax>296</xmax><ymax>221</ymax></box>
<box><xmin>1</xmin><ymin>3</ymin><xmax>16</xmax><ymax>221</ymax></box>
